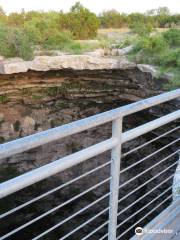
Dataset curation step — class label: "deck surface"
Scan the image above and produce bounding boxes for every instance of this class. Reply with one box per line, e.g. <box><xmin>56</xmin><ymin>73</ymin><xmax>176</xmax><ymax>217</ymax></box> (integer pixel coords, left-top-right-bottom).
<box><xmin>131</xmin><ymin>199</ymin><xmax>180</xmax><ymax>240</ymax></box>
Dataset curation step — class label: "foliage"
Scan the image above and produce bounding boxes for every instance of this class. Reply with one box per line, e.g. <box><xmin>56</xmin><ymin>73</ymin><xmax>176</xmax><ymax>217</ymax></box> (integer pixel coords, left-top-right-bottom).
<box><xmin>99</xmin><ymin>7</ymin><xmax>180</xmax><ymax>29</ymax></box>
<box><xmin>43</xmin><ymin>31</ymin><xmax>73</xmax><ymax>50</ymax></box>
<box><xmin>0</xmin><ymin>2</ymin><xmax>102</xmax><ymax>58</ymax></box>
<box><xmin>0</xmin><ymin>23</ymin><xmax>16</xmax><ymax>58</ymax></box>
<box><xmin>66</xmin><ymin>2</ymin><xmax>100</xmax><ymax>39</ymax></box>
<box><xmin>129</xmin><ymin>29</ymin><xmax>180</xmax><ymax>89</ymax></box>
<box><xmin>162</xmin><ymin>28</ymin><xmax>180</xmax><ymax>46</ymax></box>
<box><xmin>0</xmin><ymin>3</ymin><xmax>179</xmax><ymax>60</ymax></box>
<box><xmin>11</xmin><ymin>28</ymin><xmax>34</xmax><ymax>60</ymax></box>
<box><xmin>0</xmin><ymin>23</ymin><xmax>33</xmax><ymax>59</ymax></box>
<box><xmin>134</xmin><ymin>35</ymin><xmax>167</xmax><ymax>54</ymax></box>
<box><xmin>157</xmin><ymin>48</ymin><xmax>180</xmax><ymax>67</ymax></box>
<box><xmin>129</xmin><ymin>22</ymin><xmax>153</xmax><ymax>36</ymax></box>
<box><xmin>99</xmin><ymin>10</ymin><xmax>127</xmax><ymax>28</ymax></box>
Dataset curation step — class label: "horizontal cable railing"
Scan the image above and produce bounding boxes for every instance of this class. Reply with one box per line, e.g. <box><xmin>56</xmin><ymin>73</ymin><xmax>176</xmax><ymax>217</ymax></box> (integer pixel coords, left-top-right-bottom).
<box><xmin>116</xmin><ymin>195</ymin><xmax>173</xmax><ymax>240</ymax></box>
<box><xmin>0</xmin><ymin>160</ymin><xmax>111</xmax><ymax>219</ymax></box>
<box><xmin>0</xmin><ymin>90</ymin><xmax>179</xmax><ymax>160</ymax></box>
<box><xmin>0</xmin><ymin>89</ymin><xmax>179</xmax><ymax>240</ymax></box>
<box><xmin>122</xmin><ymin>126</ymin><xmax>180</xmax><ymax>158</ymax></box>
<box><xmin>0</xmin><ymin>178</ymin><xmax>110</xmax><ymax>240</ymax></box>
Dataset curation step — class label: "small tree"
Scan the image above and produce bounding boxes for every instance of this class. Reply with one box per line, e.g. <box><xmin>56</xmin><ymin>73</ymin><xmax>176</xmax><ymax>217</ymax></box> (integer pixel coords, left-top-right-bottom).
<box><xmin>67</xmin><ymin>2</ymin><xmax>100</xmax><ymax>39</ymax></box>
<box><xmin>99</xmin><ymin>10</ymin><xmax>124</xmax><ymax>28</ymax></box>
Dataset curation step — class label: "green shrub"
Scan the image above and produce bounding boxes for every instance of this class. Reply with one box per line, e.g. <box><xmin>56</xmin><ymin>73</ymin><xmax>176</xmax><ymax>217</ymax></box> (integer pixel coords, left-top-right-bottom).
<box><xmin>164</xmin><ymin>74</ymin><xmax>180</xmax><ymax>90</ymax></box>
<box><xmin>163</xmin><ymin>28</ymin><xmax>180</xmax><ymax>46</ymax></box>
<box><xmin>0</xmin><ymin>24</ymin><xmax>16</xmax><ymax>58</ymax></box>
<box><xmin>66</xmin><ymin>2</ymin><xmax>100</xmax><ymax>39</ymax></box>
<box><xmin>157</xmin><ymin>48</ymin><xmax>180</xmax><ymax>67</ymax></box>
<box><xmin>64</xmin><ymin>42</ymin><xmax>82</xmax><ymax>54</ymax></box>
<box><xmin>129</xmin><ymin>30</ymin><xmax>180</xmax><ymax>90</ymax></box>
<box><xmin>129</xmin><ymin>22</ymin><xmax>153</xmax><ymax>36</ymax></box>
<box><xmin>0</xmin><ymin>24</ymin><xmax>33</xmax><ymax>60</ymax></box>
<box><xmin>23</xmin><ymin>21</ymin><xmax>42</xmax><ymax>44</ymax></box>
<box><xmin>43</xmin><ymin>32</ymin><xmax>88</xmax><ymax>54</ymax></box>
<box><xmin>135</xmin><ymin>35</ymin><xmax>167</xmax><ymax>54</ymax></box>
<box><xmin>43</xmin><ymin>31</ymin><xmax>73</xmax><ymax>50</ymax></box>
<box><xmin>10</xmin><ymin>28</ymin><xmax>34</xmax><ymax>60</ymax></box>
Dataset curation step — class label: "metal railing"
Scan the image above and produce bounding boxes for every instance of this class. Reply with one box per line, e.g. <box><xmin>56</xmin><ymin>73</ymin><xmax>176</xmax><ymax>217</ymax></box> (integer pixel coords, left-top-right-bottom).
<box><xmin>0</xmin><ymin>89</ymin><xmax>179</xmax><ymax>240</ymax></box>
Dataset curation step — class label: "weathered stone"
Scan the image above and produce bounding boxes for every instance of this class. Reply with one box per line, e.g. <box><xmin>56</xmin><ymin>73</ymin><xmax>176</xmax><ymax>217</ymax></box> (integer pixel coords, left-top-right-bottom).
<box><xmin>29</xmin><ymin>55</ymin><xmax>135</xmax><ymax>71</ymax></box>
<box><xmin>119</xmin><ymin>45</ymin><xmax>134</xmax><ymax>54</ymax></box>
<box><xmin>0</xmin><ymin>58</ymin><xmax>30</xmax><ymax>74</ymax></box>
<box><xmin>21</xmin><ymin>116</ymin><xmax>35</xmax><ymax>136</ymax></box>
<box><xmin>0</xmin><ymin>113</ymin><xmax>4</xmax><ymax>122</ymax></box>
<box><xmin>0</xmin><ymin>122</ymin><xmax>14</xmax><ymax>140</ymax></box>
<box><xmin>0</xmin><ymin>54</ymin><xmax>136</xmax><ymax>74</ymax></box>
<box><xmin>137</xmin><ymin>64</ymin><xmax>159</xmax><ymax>77</ymax></box>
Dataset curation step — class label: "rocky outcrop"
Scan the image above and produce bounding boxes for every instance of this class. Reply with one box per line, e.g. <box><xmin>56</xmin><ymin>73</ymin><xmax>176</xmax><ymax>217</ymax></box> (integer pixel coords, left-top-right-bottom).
<box><xmin>0</xmin><ymin>55</ymin><xmax>136</xmax><ymax>74</ymax></box>
<box><xmin>137</xmin><ymin>64</ymin><xmax>159</xmax><ymax>77</ymax></box>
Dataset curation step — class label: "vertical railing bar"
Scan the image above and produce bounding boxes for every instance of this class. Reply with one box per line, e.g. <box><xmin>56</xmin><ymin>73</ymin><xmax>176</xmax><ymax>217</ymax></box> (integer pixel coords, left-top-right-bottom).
<box><xmin>108</xmin><ymin>117</ymin><xmax>123</xmax><ymax>240</ymax></box>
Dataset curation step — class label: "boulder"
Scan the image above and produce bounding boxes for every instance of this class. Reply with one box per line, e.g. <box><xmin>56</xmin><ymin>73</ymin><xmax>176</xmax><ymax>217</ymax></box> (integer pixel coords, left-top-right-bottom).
<box><xmin>137</xmin><ymin>64</ymin><xmax>158</xmax><ymax>77</ymax></box>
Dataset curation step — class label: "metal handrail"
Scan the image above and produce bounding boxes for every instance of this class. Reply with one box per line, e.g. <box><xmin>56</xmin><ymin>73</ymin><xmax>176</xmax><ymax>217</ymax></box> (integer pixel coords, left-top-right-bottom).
<box><xmin>0</xmin><ymin>89</ymin><xmax>179</xmax><ymax>160</ymax></box>
<box><xmin>0</xmin><ymin>89</ymin><xmax>179</xmax><ymax>240</ymax></box>
<box><xmin>0</xmin><ymin>111</ymin><xmax>179</xmax><ymax>199</ymax></box>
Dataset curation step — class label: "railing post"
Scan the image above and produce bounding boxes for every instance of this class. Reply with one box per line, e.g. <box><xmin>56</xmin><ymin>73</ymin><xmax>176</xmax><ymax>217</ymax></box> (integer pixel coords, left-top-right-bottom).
<box><xmin>108</xmin><ymin>117</ymin><xmax>123</xmax><ymax>240</ymax></box>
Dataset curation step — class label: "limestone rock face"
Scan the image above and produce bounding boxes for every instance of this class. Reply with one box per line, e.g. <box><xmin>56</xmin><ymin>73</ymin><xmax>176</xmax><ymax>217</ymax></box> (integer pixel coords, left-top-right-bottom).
<box><xmin>0</xmin><ymin>58</ymin><xmax>30</xmax><ymax>74</ymax></box>
<box><xmin>29</xmin><ymin>55</ymin><xmax>136</xmax><ymax>71</ymax></box>
<box><xmin>0</xmin><ymin>55</ymin><xmax>136</xmax><ymax>74</ymax></box>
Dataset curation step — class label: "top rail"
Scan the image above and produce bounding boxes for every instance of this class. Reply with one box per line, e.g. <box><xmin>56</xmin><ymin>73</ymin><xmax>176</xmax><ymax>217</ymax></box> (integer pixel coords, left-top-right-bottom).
<box><xmin>0</xmin><ymin>89</ymin><xmax>179</xmax><ymax>160</ymax></box>
<box><xmin>0</xmin><ymin>110</ymin><xmax>179</xmax><ymax>198</ymax></box>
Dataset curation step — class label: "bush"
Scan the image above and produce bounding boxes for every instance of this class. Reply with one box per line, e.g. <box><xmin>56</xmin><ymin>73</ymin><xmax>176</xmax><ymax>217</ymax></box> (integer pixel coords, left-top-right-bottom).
<box><xmin>135</xmin><ymin>35</ymin><xmax>167</xmax><ymax>54</ymax></box>
<box><xmin>0</xmin><ymin>24</ymin><xmax>33</xmax><ymax>60</ymax></box>
<box><xmin>10</xmin><ymin>28</ymin><xmax>34</xmax><ymax>60</ymax></box>
<box><xmin>43</xmin><ymin>31</ymin><xmax>87</xmax><ymax>54</ymax></box>
<box><xmin>162</xmin><ymin>28</ymin><xmax>180</xmax><ymax>46</ymax></box>
<box><xmin>130</xmin><ymin>22</ymin><xmax>153</xmax><ymax>36</ymax></box>
<box><xmin>43</xmin><ymin>31</ymin><xmax>73</xmax><ymax>50</ymax></box>
<box><xmin>66</xmin><ymin>2</ymin><xmax>100</xmax><ymax>39</ymax></box>
<box><xmin>0</xmin><ymin>24</ymin><xmax>17</xmax><ymax>57</ymax></box>
<box><xmin>23</xmin><ymin>20</ymin><xmax>42</xmax><ymax>44</ymax></box>
<box><xmin>157</xmin><ymin>48</ymin><xmax>180</xmax><ymax>67</ymax></box>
